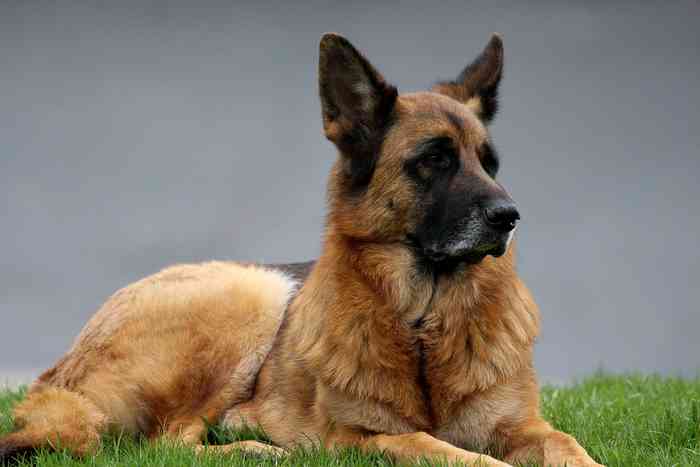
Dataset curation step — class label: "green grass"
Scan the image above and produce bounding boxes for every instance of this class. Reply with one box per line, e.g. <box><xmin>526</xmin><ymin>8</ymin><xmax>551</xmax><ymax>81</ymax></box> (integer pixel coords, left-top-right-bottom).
<box><xmin>1</xmin><ymin>374</ymin><xmax>698</xmax><ymax>466</ymax></box>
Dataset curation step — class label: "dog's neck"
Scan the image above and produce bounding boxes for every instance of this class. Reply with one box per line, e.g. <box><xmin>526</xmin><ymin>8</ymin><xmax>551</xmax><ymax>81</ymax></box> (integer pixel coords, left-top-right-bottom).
<box><xmin>285</xmin><ymin>230</ymin><xmax>540</xmax><ymax>425</ymax></box>
<box><xmin>315</xmin><ymin>231</ymin><xmax>520</xmax><ymax>322</ymax></box>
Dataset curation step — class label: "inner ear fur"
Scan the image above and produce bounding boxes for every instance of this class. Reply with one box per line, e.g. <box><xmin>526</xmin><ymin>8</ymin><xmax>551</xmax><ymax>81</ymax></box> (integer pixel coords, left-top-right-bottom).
<box><xmin>432</xmin><ymin>34</ymin><xmax>504</xmax><ymax>123</ymax></box>
<box><xmin>318</xmin><ymin>33</ymin><xmax>398</xmax><ymax>188</ymax></box>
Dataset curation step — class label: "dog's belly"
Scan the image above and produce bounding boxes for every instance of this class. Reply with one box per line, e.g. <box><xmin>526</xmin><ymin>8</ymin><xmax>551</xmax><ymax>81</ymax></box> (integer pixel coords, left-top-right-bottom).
<box><xmin>33</xmin><ymin>261</ymin><xmax>302</xmax><ymax>436</ymax></box>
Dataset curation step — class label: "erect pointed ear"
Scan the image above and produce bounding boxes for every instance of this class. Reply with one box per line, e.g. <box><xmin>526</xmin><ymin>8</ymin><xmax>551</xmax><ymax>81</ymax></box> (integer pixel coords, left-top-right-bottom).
<box><xmin>319</xmin><ymin>33</ymin><xmax>398</xmax><ymax>186</ymax></box>
<box><xmin>432</xmin><ymin>34</ymin><xmax>504</xmax><ymax>123</ymax></box>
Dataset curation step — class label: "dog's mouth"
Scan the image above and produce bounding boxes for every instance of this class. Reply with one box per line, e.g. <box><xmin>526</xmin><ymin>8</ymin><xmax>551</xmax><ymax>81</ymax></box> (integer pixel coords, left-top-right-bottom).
<box><xmin>405</xmin><ymin>232</ymin><xmax>512</xmax><ymax>265</ymax></box>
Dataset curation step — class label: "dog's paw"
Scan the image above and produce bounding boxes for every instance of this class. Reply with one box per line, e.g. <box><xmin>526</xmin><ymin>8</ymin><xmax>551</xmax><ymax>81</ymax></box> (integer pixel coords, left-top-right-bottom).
<box><xmin>466</xmin><ymin>454</ymin><xmax>512</xmax><ymax>467</ymax></box>
<box><xmin>558</xmin><ymin>456</ymin><xmax>605</xmax><ymax>467</ymax></box>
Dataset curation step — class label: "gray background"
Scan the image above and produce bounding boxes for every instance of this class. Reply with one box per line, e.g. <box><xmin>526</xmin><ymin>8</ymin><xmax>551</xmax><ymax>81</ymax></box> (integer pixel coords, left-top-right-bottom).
<box><xmin>1</xmin><ymin>1</ymin><xmax>698</xmax><ymax>386</ymax></box>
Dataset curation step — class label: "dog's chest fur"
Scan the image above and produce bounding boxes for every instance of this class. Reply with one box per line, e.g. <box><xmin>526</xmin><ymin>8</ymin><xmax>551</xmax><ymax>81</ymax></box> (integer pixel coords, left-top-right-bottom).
<box><xmin>412</xmin><ymin>316</ymin><xmax>538</xmax><ymax>450</ymax></box>
<box><xmin>295</xmin><ymin>247</ymin><xmax>540</xmax><ymax>449</ymax></box>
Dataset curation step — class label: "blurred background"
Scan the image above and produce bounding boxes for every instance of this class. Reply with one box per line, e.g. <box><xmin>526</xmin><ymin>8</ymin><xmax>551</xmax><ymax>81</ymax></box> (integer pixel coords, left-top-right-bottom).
<box><xmin>1</xmin><ymin>1</ymin><xmax>698</xmax><ymax>386</ymax></box>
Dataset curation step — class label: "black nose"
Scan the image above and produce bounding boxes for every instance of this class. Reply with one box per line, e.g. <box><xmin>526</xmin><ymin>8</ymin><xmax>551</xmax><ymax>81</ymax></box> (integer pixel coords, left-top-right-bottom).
<box><xmin>483</xmin><ymin>201</ymin><xmax>520</xmax><ymax>232</ymax></box>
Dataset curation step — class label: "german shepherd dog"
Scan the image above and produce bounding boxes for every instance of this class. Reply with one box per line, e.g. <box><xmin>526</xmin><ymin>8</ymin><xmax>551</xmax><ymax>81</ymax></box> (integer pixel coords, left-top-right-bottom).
<box><xmin>0</xmin><ymin>34</ymin><xmax>603</xmax><ymax>466</ymax></box>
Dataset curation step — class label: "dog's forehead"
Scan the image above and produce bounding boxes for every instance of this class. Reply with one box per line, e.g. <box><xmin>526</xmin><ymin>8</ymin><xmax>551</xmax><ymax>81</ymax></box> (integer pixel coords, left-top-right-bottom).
<box><xmin>396</xmin><ymin>92</ymin><xmax>487</xmax><ymax>146</ymax></box>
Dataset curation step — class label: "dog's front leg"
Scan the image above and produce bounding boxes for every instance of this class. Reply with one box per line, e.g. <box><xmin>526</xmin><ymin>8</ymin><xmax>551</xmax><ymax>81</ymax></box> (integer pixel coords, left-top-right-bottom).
<box><xmin>502</xmin><ymin>418</ymin><xmax>604</xmax><ymax>467</ymax></box>
<box><xmin>361</xmin><ymin>432</ymin><xmax>512</xmax><ymax>466</ymax></box>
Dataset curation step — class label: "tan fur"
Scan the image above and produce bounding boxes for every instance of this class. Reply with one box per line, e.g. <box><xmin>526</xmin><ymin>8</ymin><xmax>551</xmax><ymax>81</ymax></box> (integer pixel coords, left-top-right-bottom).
<box><xmin>0</xmin><ymin>34</ymin><xmax>603</xmax><ymax>467</ymax></box>
<box><xmin>19</xmin><ymin>262</ymin><xmax>296</xmax><ymax>445</ymax></box>
<box><xmin>9</xmin><ymin>385</ymin><xmax>106</xmax><ymax>455</ymax></box>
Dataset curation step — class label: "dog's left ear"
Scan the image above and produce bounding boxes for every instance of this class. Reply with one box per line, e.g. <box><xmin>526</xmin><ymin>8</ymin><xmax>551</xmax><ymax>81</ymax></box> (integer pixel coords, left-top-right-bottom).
<box><xmin>318</xmin><ymin>33</ymin><xmax>398</xmax><ymax>186</ymax></box>
<box><xmin>433</xmin><ymin>34</ymin><xmax>504</xmax><ymax>124</ymax></box>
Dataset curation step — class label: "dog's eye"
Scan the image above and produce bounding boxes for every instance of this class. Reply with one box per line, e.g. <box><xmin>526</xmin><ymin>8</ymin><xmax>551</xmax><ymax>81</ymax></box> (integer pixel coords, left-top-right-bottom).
<box><xmin>421</xmin><ymin>153</ymin><xmax>451</xmax><ymax>170</ymax></box>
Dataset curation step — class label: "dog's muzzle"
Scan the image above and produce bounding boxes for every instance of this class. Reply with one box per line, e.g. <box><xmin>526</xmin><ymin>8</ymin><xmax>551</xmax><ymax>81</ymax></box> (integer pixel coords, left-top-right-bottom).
<box><xmin>413</xmin><ymin>201</ymin><xmax>520</xmax><ymax>264</ymax></box>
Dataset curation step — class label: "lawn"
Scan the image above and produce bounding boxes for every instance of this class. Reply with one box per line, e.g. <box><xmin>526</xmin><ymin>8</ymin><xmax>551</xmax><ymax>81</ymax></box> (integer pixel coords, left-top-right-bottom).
<box><xmin>1</xmin><ymin>374</ymin><xmax>698</xmax><ymax>466</ymax></box>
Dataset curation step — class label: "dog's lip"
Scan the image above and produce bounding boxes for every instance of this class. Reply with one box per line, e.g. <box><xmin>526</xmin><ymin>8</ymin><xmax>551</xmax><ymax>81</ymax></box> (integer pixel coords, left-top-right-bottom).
<box><xmin>449</xmin><ymin>240</ymin><xmax>508</xmax><ymax>260</ymax></box>
<box><xmin>404</xmin><ymin>235</ymin><xmax>503</xmax><ymax>263</ymax></box>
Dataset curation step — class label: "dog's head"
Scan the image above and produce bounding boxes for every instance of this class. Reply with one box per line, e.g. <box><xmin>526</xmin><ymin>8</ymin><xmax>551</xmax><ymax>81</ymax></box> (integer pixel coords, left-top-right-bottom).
<box><xmin>320</xmin><ymin>33</ymin><xmax>518</xmax><ymax>266</ymax></box>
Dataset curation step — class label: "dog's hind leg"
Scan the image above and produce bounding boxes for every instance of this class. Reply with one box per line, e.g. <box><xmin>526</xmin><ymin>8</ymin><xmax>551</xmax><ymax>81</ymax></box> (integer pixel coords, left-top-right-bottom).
<box><xmin>0</xmin><ymin>384</ymin><xmax>107</xmax><ymax>463</ymax></box>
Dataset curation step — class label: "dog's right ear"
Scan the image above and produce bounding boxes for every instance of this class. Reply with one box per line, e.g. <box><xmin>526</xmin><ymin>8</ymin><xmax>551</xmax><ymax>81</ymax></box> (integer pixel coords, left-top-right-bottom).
<box><xmin>319</xmin><ymin>33</ymin><xmax>398</xmax><ymax>186</ymax></box>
